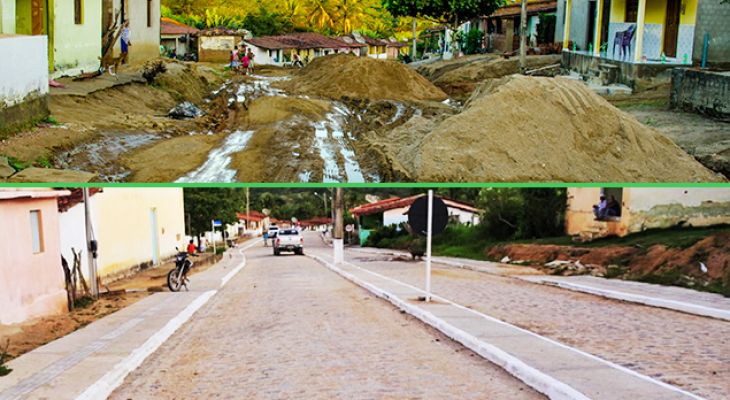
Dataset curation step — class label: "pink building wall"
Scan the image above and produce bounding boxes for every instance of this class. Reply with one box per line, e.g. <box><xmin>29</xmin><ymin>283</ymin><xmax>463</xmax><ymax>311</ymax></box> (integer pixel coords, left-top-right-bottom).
<box><xmin>0</xmin><ymin>195</ymin><xmax>67</xmax><ymax>324</ymax></box>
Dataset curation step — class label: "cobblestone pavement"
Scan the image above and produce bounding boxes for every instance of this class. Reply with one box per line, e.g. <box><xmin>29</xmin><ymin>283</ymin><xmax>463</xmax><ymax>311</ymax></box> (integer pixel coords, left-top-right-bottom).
<box><xmin>314</xmin><ymin>246</ymin><xmax>730</xmax><ymax>400</ymax></box>
<box><xmin>109</xmin><ymin>242</ymin><xmax>545</xmax><ymax>400</ymax></box>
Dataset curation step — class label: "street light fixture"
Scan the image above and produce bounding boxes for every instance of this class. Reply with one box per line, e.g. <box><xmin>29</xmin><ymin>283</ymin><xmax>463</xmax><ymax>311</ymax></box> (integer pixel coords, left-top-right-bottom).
<box><xmin>314</xmin><ymin>191</ymin><xmax>328</xmax><ymax>216</ymax></box>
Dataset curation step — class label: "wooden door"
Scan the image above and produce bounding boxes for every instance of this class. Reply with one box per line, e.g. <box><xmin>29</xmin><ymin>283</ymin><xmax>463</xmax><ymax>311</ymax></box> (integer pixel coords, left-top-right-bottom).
<box><xmin>31</xmin><ymin>0</ymin><xmax>45</xmax><ymax>35</ymax></box>
<box><xmin>664</xmin><ymin>0</ymin><xmax>680</xmax><ymax>57</ymax></box>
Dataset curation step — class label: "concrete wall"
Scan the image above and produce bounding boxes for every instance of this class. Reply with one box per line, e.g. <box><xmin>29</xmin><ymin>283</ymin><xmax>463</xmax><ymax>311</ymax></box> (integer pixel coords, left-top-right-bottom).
<box><xmin>556</xmin><ymin>0</ymin><xmax>567</xmax><ymax>42</ymax></box>
<box><xmin>0</xmin><ymin>0</ymin><xmax>16</xmax><ymax>33</ymax></box>
<box><xmin>51</xmin><ymin>0</ymin><xmax>102</xmax><ymax>76</ymax></box>
<box><xmin>0</xmin><ymin>192</ymin><xmax>67</xmax><ymax>324</ymax></box>
<box><xmin>568</xmin><ymin>0</ymin><xmax>590</xmax><ymax>50</ymax></box>
<box><xmin>199</xmin><ymin>35</ymin><xmax>242</xmax><ymax>63</ymax></box>
<box><xmin>383</xmin><ymin>207</ymin><xmax>409</xmax><ymax>227</ymax></box>
<box><xmin>671</xmin><ymin>68</ymin><xmax>730</xmax><ymax>118</ymax></box>
<box><xmin>627</xmin><ymin>188</ymin><xmax>730</xmax><ymax>232</ymax></box>
<box><xmin>112</xmin><ymin>0</ymin><xmax>161</xmax><ymax>63</ymax></box>
<box><xmin>92</xmin><ymin>188</ymin><xmax>185</xmax><ymax>283</ymax></box>
<box><xmin>693</xmin><ymin>0</ymin><xmax>730</xmax><ymax>68</ymax></box>
<box><xmin>567</xmin><ymin>187</ymin><xmax>730</xmax><ymax>237</ymax></box>
<box><xmin>0</xmin><ymin>34</ymin><xmax>49</xmax><ymax>133</ymax></box>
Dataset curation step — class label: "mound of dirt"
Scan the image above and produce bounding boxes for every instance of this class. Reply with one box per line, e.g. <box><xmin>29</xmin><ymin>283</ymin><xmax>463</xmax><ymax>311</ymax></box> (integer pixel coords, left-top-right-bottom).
<box><xmin>402</xmin><ymin>75</ymin><xmax>726</xmax><ymax>182</ymax></box>
<box><xmin>488</xmin><ymin>230</ymin><xmax>730</xmax><ymax>281</ymax></box>
<box><xmin>286</xmin><ymin>53</ymin><xmax>448</xmax><ymax>101</ymax></box>
<box><xmin>413</xmin><ymin>54</ymin><xmax>561</xmax><ymax>100</ymax></box>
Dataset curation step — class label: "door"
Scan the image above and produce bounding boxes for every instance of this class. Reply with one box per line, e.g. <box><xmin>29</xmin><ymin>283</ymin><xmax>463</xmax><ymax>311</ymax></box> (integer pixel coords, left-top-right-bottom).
<box><xmin>30</xmin><ymin>0</ymin><xmax>45</xmax><ymax>35</ymax></box>
<box><xmin>600</xmin><ymin>0</ymin><xmax>611</xmax><ymax>48</ymax></box>
<box><xmin>663</xmin><ymin>0</ymin><xmax>680</xmax><ymax>57</ymax></box>
<box><xmin>586</xmin><ymin>1</ymin><xmax>597</xmax><ymax>51</ymax></box>
<box><xmin>150</xmin><ymin>209</ymin><xmax>159</xmax><ymax>265</ymax></box>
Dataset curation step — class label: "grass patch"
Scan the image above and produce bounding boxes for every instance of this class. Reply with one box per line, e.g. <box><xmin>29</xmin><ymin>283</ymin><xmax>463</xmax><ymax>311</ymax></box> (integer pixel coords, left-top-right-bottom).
<box><xmin>74</xmin><ymin>296</ymin><xmax>95</xmax><ymax>309</ymax></box>
<box><xmin>614</xmin><ymin>100</ymin><xmax>669</xmax><ymax>108</ymax></box>
<box><xmin>1</xmin><ymin>155</ymin><xmax>31</xmax><ymax>171</ymax></box>
<box><xmin>523</xmin><ymin>225</ymin><xmax>730</xmax><ymax>250</ymax></box>
<box><xmin>636</xmin><ymin>270</ymin><xmax>730</xmax><ymax>298</ymax></box>
<box><xmin>0</xmin><ymin>339</ymin><xmax>12</xmax><ymax>377</ymax></box>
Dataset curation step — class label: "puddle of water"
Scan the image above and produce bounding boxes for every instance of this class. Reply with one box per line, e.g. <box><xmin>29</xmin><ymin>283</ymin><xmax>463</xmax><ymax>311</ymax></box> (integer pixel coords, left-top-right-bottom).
<box><xmin>387</xmin><ymin>101</ymin><xmax>407</xmax><ymax>124</ymax></box>
<box><xmin>55</xmin><ymin>132</ymin><xmax>164</xmax><ymax>182</ymax></box>
<box><xmin>175</xmin><ymin>130</ymin><xmax>254</xmax><ymax>183</ymax></box>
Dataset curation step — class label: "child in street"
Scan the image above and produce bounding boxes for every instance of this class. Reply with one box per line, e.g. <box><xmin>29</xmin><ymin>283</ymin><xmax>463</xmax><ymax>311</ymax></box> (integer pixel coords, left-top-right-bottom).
<box><xmin>230</xmin><ymin>46</ymin><xmax>240</xmax><ymax>73</ymax></box>
<box><xmin>241</xmin><ymin>52</ymin><xmax>250</xmax><ymax>75</ymax></box>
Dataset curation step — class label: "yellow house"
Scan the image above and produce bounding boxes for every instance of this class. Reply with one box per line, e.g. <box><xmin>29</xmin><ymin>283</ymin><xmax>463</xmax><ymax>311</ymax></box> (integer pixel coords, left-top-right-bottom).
<box><xmin>566</xmin><ymin>187</ymin><xmax>730</xmax><ymax>240</ymax></box>
<box><xmin>58</xmin><ymin>188</ymin><xmax>186</xmax><ymax>284</ymax></box>
<box><xmin>561</xmin><ymin>0</ymin><xmax>727</xmax><ymax>64</ymax></box>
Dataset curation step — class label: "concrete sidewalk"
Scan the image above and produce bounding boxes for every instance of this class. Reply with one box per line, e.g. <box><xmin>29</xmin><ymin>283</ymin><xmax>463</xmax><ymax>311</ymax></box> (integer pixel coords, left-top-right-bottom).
<box><xmin>518</xmin><ymin>275</ymin><xmax>730</xmax><ymax>322</ymax></box>
<box><xmin>310</xmin><ymin>250</ymin><xmax>704</xmax><ymax>400</ymax></box>
<box><xmin>0</xmin><ymin>240</ymin><xmax>260</xmax><ymax>400</ymax></box>
<box><xmin>352</xmin><ymin>246</ymin><xmax>730</xmax><ymax>322</ymax></box>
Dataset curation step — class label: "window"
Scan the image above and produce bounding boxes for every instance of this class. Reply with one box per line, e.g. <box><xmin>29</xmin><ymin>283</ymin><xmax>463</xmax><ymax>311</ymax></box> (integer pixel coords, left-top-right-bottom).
<box><xmin>147</xmin><ymin>0</ymin><xmax>152</xmax><ymax>27</ymax></box>
<box><xmin>30</xmin><ymin>210</ymin><xmax>44</xmax><ymax>254</ymax></box>
<box><xmin>75</xmin><ymin>0</ymin><xmax>83</xmax><ymax>24</ymax></box>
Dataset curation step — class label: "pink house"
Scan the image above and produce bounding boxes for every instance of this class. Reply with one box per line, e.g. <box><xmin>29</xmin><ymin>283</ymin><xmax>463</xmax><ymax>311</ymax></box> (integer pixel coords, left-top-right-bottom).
<box><xmin>0</xmin><ymin>188</ymin><xmax>70</xmax><ymax>325</ymax></box>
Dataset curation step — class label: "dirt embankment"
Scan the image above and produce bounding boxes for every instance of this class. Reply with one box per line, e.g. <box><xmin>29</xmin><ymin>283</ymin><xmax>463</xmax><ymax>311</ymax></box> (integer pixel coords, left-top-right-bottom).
<box><xmin>488</xmin><ymin>231</ymin><xmax>730</xmax><ymax>282</ymax></box>
<box><xmin>0</xmin><ymin>61</ymin><xmax>228</xmax><ymax>180</ymax></box>
<box><xmin>412</xmin><ymin>54</ymin><xmax>562</xmax><ymax>101</ymax></box>
<box><xmin>285</xmin><ymin>53</ymin><xmax>448</xmax><ymax>102</ymax></box>
<box><xmin>367</xmin><ymin>75</ymin><xmax>725</xmax><ymax>183</ymax></box>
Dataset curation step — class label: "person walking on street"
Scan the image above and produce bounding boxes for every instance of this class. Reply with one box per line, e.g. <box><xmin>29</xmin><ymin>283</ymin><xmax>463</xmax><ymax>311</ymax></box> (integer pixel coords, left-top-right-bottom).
<box><xmin>121</xmin><ymin>21</ymin><xmax>132</xmax><ymax>65</ymax></box>
<box><xmin>263</xmin><ymin>230</ymin><xmax>268</xmax><ymax>247</ymax></box>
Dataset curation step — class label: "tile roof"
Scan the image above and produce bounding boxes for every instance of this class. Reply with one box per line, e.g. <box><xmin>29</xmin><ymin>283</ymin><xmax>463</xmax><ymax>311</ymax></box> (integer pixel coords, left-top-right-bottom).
<box><xmin>488</xmin><ymin>0</ymin><xmax>557</xmax><ymax>17</ymax></box>
<box><xmin>160</xmin><ymin>17</ymin><xmax>199</xmax><ymax>36</ymax></box>
<box><xmin>246</xmin><ymin>32</ymin><xmax>362</xmax><ymax>50</ymax></box>
<box><xmin>195</xmin><ymin>26</ymin><xmax>246</xmax><ymax>37</ymax></box>
<box><xmin>237</xmin><ymin>210</ymin><xmax>269</xmax><ymax>222</ymax></box>
<box><xmin>349</xmin><ymin>195</ymin><xmax>481</xmax><ymax>217</ymax></box>
<box><xmin>57</xmin><ymin>188</ymin><xmax>103</xmax><ymax>212</ymax></box>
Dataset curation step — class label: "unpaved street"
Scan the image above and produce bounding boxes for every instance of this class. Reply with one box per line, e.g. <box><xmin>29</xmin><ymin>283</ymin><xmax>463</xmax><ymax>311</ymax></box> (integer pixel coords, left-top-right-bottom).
<box><xmin>108</xmin><ymin>237</ymin><xmax>544</xmax><ymax>399</ymax></box>
<box><xmin>305</xmin><ymin>242</ymin><xmax>730</xmax><ymax>400</ymax></box>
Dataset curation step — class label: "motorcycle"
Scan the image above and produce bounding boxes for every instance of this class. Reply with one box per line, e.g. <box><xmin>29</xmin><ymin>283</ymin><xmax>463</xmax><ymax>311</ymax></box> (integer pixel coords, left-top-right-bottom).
<box><xmin>167</xmin><ymin>249</ymin><xmax>197</xmax><ymax>292</ymax></box>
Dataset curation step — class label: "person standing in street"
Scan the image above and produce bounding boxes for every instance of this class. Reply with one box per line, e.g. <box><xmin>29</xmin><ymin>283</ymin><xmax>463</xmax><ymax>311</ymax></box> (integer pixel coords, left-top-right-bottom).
<box><xmin>121</xmin><ymin>21</ymin><xmax>132</xmax><ymax>65</ymax></box>
<box><xmin>263</xmin><ymin>230</ymin><xmax>268</xmax><ymax>247</ymax></box>
<box><xmin>247</xmin><ymin>48</ymin><xmax>255</xmax><ymax>75</ymax></box>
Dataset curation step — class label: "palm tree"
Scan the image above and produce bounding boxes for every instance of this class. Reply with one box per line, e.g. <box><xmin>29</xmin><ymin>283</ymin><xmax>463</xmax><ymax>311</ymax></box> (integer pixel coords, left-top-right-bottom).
<box><xmin>335</xmin><ymin>0</ymin><xmax>365</xmax><ymax>34</ymax></box>
<box><xmin>306</xmin><ymin>0</ymin><xmax>335</xmax><ymax>30</ymax></box>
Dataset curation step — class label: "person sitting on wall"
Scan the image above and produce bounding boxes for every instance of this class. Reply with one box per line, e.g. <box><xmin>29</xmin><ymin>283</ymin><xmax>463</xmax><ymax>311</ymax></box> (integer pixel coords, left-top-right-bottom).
<box><xmin>187</xmin><ymin>239</ymin><xmax>196</xmax><ymax>254</ymax></box>
<box><xmin>606</xmin><ymin>195</ymin><xmax>621</xmax><ymax>217</ymax></box>
<box><xmin>593</xmin><ymin>194</ymin><xmax>608</xmax><ymax>220</ymax></box>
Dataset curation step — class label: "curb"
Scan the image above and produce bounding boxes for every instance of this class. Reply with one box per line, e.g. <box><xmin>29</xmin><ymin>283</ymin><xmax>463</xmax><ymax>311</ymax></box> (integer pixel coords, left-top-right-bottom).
<box><xmin>527</xmin><ymin>278</ymin><xmax>730</xmax><ymax>322</ymax></box>
<box><xmin>307</xmin><ymin>254</ymin><xmax>591</xmax><ymax>400</ymax></box>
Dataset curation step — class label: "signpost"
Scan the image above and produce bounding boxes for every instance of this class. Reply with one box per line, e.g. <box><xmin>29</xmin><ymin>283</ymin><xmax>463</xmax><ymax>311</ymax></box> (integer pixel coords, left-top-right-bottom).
<box><xmin>212</xmin><ymin>220</ymin><xmax>222</xmax><ymax>255</ymax></box>
<box><xmin>408</xmin><ymin>191</ymin><xmax>448</xmax><ymax>302</ymax></box>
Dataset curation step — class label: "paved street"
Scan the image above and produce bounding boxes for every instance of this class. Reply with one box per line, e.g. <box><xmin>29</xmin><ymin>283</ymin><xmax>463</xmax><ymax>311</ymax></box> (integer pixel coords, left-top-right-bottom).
<box><xmin>108</xmin><ymin>237</ymin><xmax>544</xmax><ymax>399</ymax></box>
<box><xmin>306</xmin><ymin>238</ymin><xmax>730</xmax><ymax>400</ymax></box>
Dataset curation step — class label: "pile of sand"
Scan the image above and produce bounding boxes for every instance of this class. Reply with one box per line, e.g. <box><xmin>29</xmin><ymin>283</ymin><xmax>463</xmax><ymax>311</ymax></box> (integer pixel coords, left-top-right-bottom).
<box><xmin>286</xmin><ymin>53</ymin><xmax>448</xmax><ymax>101</ymax></box>
<box><xmin>387</xmin><ymin>75</ymin><xmax>725</xmax><ymax>182</ymax></box>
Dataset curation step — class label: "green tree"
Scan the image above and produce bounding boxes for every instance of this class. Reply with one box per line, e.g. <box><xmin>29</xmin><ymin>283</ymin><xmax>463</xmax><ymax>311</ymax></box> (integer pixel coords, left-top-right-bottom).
<box><xmin>244</xmin><ymin>7</ymin><xmax>293</xmax><ymax>36</ymax></box>
<box><xmin>183</xmin><ymin>188</ymin><xmax>244</xmax><ymax>237</ymax></box>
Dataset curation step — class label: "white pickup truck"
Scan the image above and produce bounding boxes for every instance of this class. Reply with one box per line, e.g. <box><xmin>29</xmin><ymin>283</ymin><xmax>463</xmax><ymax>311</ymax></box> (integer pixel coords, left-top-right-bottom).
<box><xmin>273</xmin><ymin>228</ymin><xmax>304</xmax><ymax>256</ymax></box>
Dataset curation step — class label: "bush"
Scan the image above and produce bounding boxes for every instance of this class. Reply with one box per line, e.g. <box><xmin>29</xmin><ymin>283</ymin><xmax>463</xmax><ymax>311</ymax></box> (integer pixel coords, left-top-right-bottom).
<box><xmin>463</xmin><ymin>28</ymin><xmax>484</xmax><ymax>55</ymax></box>
<box><xmin>363</xmin><ymin>223</ymin><xmax>409</xmax><ymax>248</ymax></box>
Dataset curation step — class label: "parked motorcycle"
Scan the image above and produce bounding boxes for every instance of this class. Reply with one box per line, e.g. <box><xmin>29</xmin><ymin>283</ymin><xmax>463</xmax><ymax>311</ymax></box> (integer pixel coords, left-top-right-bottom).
<box><xmin>167</xmin><ymin>249</ymin><xmax>197</xmax><ymax>292</ymax></box>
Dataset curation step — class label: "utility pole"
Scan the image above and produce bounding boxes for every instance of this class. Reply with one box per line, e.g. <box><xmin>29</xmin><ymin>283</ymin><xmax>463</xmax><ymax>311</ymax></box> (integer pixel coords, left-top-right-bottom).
<box><xmin>412</xmin><ymin>16</ymin><xmax>417</xmax><ymax>61</ymax></box>
<box><xmin>333</xmin><ymin>187</ymin><xmax>344</xmax><ymax>264</ymax></box>
<box><xmin>246</xmin><ymin>187</ymin><xmax>250</xmax><ymax>234</ymax></box>
<box><xmin>83</xmin><ymin>189</ymin><xmax>99</xmax><ymax>299</ymax></box>
<box><xmin>519</xmin><ymin>0</ymin><xmax>528</xmax><ymax>74</ymax></box>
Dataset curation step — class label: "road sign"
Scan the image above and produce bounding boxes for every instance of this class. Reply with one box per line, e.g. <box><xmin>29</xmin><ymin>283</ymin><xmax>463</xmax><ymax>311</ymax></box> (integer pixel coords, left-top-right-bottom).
<box><xmin>213</xmin><ymin>220</ymin><xmax>222</xmax><ymax>227</ymax></box>
<box><xmin>346</xmin><ymin>224</ymin><xmax>354</xmax><ymax>232</ymax></box>
<box><xmin>408</xmin><ymin>196</ymin><xmax>448</xmax><ymax>237</ymax></box>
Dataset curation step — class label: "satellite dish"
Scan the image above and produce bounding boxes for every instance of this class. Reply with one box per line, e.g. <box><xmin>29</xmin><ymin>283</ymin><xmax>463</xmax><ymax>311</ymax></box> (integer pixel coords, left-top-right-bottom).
<box><xmin>262</xmin><ymin>208</ymin><xmax>270</xmax><ymax>216</ymax></box>
<box><xmin>408</xmin><ymin>195</ymin><xmax>449</xmax><ymax>237</ymax></box>
<box><xmin>291</xmin><ymin>217</ymin><xmax>298</xmax><ymax>223</ymax></box>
